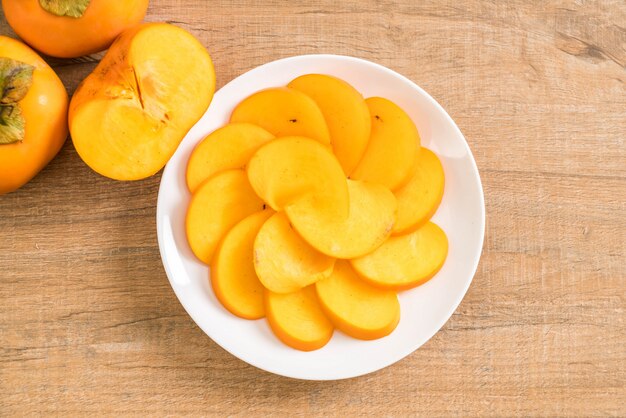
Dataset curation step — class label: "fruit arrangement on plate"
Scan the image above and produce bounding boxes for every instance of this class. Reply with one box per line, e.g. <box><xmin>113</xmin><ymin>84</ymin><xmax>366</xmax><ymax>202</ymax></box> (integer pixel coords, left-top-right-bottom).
<box><xmin>184</xmin><ymin>74</ymin><xmax>448</xmax><ymax>351</ymax></box>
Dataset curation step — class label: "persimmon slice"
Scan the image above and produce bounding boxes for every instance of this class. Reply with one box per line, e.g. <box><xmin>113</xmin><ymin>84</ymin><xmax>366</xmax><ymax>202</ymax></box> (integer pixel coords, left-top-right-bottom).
<box><xmin>230</xmin><ymin>87</ymin><xmax>330</xmax><ymax>145</ymax></box>
<box><xmin>351</xmin><ymin>97</ymin><xmax>419</xmax><ymax>191</ymax></box>
<box><xmin>254</xmin><ymin>212</ymin><xmax>335</xmax><ymax>294</ymax></box>
<box><xmin>288</xmin><ymin>74</ymin><xmax>370</xmax><ymax>175</ymax></box>
<box><xmin>316</xmin><ymin>261</ymin><xmax>400</xmax><ymax>340</ymax></box>
<box><xmin>351</xmin><ymin>222</ymin><xmax>448</xmax><ymax>290</ymax></box>
<box><xmin>266</xmin><ymin>286</ymin><xmax>333</xmax><ymax>351</ymax></box>
<box><xmin>211</xmin><ymin>210</ymin><xmax>274</xmax><ymax>319</ymax></box>
<box><xmin>186</xmin><ymin>170</ymin><xmax>264</xmax><ymax>265</ymax></box>
<box><xmin>393</xmin><ymin>148</ymin><xmax>445</xmax><ymax>235</ymax></box>
<box><xmin>186</xmin><ymin>123</ymin><xmax>274</xmax><ymax>193</ymax></box>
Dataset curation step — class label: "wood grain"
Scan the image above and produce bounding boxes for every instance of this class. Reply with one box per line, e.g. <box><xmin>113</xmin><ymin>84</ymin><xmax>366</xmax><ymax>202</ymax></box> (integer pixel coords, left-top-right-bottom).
<box><xmin>1</xmin><ymin>1</ymin><xmax>625</xmax><ymax>416</ymax></box>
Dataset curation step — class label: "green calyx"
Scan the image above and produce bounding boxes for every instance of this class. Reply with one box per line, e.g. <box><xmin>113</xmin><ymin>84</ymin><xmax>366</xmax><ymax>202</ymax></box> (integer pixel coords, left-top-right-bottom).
<box><xmin>0</xmin><ymin>58</ymin><xmax>34</xmax><ymax>145</ymax></box>
<box><xmin>39</xmin><ymin>0</ymin><xmax>91</xmax><ymax>18</ymax></box>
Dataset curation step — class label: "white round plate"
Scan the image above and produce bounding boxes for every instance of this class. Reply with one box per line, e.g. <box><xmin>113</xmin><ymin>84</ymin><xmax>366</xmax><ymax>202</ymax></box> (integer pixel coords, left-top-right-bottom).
<box><xmin>157</xmin><ymin>54</ymin><xmax>485</xmax><ymax>380</ymax></box>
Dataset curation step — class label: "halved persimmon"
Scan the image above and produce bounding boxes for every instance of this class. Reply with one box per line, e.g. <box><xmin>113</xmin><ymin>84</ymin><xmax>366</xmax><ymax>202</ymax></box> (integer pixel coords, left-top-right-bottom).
<box><xmin>70</xmin><ymin>23</ymin><xmax>215</xmax><ymax>181</ymax></box>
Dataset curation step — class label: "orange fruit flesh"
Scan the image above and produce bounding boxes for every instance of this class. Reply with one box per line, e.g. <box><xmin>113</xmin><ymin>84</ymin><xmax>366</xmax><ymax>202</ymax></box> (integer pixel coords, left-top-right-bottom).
<box><xmin>265</xmin><ymin>286</ymin><xmax>334</xmax><ymax>351</ymax></box>
<box><xmin>286</xmin><ymin>179</ymin><xmax>397</xmax><ymax>259</ymax></box>
<box><xmin>393</xmin><ymin>148</ymin><xmax>445</xmax><ymax>235</ymax></box>
<box><xmin>316</xmin><ymin>261</ymin><xmax>400</xmax><ymax>340</ymax></box>
<box><xmin>211</xmin><ymin>210</ymin><xmax>274</xmax><ymax>320</ymax></box>
<box><xmin>351</xmin><ymin>222</ymin><xmax>448</xmax><ymax>290</ymax></box>
<box><xmin>254</xmin><ymin>212</ymin><xmax>335</xmax><ymax>294</ymax></box>
<box><xmin>288</xmin><ymin>74</ymin><xmax>370</xmax><ymax>175</ymax></box>
<box><xmin>246</xmin><ymin>136</ymin><xmax>349</xmax><ymax>218</ymax></box>
<box><xmin>230</xmin><ymin>87</ymin><xmax>331</xmax><ymax>145</ymax></box>
<box><xmin>186</xmin><ymin>170</ymin><xmax>264</xmax><ymax>265</ymax></box>
<box><xmin>70</xmin><ymin>23</ymin><xmax>215</xmax><ymax>180</ymax></box>
<box><xmin>351</xmin><ymin>97</ymin><xmax>419</xmax><ymax>191</ymax></box>
<box><xmin>186</xmin><ymin>123</ymin><xmax>274</xmax><ymax>193</ymax></box>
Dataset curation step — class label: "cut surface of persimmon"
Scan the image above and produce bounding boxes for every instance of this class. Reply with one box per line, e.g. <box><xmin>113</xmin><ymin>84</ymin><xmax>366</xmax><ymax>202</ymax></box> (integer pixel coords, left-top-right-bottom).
<box><xmin>0</xmin><ymin>36</ymin><xmax>68</xmax><ymax>195</ymax></box>
<box><xmin>285</xmin><ymin>180</ymin><xmax>396</xmax><ymax>259</ymax></box>
<box><xmin>230</xmin><ymin>87</ymin><xmax>330</xmax><ymax>145</ymax></box>
<box><xmin>2</xmin><ymin>0</ymin><xmax>149</xmax><ymax>58</ymax></box>
<box><xmin>70</xmin><ymin>23</ymin><xmax>215</xmax><ymax>181</ymax></box>
<box><xmin>288</xmin><ymin>74</ymin><xmax>370</xmax><ymax>175</ymax></box>
<box><xmin>186</xmin><ymin>123</ymin><xmax>274</xmax><ymax>193</ymax></box>
<box><xmin>265</xmin><ymin>286</ymin><xmax>334</xmax><ymax>351</ymax></box>
<box><xmin>186</xmin><ymin>170</ymin><xmax>264</xmax><ymax>264</ymax></box>
<box><xmin>351</xmin><ymin>222</ymin><xmax>448</xmax><ymax>290</ymax></box>
<box><xmin>351</xmin><ymin>97</ymin><xmax>419</xmax><ymax>190</ymax></box>
<box><xmin>254</xmin><ymin>212</ymin><xmax>335</xmax><ymax>294</ymax></box>
<box><xmin>211</xmin><ymin>210</ymin><xmax>274</xmax><ymax>320</ymax></box>
<box><xmin>316</xmin><ymin>261</ymin><xmax>400</xmax><ymax>340</ymax></box>
<box><xmin>246</xmin><ymin>136</ymin><xmax>349</xmax><ymax>217</ymax></box>
<box><xmin>393</xmin><ymin>148</ymin><xmax>445</xmax><ymax>235</ymax></box>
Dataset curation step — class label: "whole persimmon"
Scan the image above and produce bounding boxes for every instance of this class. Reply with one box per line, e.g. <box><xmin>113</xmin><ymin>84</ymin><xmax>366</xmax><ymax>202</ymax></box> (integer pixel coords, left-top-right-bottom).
<box><xmin>2</xmin><ymin>0</ymin><xmax>149</xmax><ymax>58</ymax></box>
<box><xmin>0</xmin><ymin>36</ymin><xmax>68</xmax><ymax>195</ymax></box>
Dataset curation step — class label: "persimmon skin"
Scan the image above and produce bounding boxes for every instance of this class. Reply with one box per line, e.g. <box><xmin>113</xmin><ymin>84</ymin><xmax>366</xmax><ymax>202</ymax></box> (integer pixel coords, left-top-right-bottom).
<box><xmin>0</xmin><ymin>36</ymin><xmax>68</xmax><ymax>195</ymax></box>
<box><xmin>2</xmin><ymin>0</ymin><xmax>149</xmax><ymax>58</ymax></box>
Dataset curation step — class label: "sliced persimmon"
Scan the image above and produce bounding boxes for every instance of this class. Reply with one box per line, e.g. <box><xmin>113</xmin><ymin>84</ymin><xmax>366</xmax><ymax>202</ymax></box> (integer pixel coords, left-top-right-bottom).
<box><xmin>254</xmin><ymin>212</ymin><xmax>335</xmax><ymax>294</ymax></box>
<box><xmin>288</xmin><ymin>74</ymin><xmax>370</xmax><ymax>175</ymax></box>
<box><xmin>393</xmin><ymin>148</ymin><xmax>445</xmax><ymax>235</ymax></box>
<box><xmin>186</xmin><ymin>169</ymin><xmax>264</xmax><ymax>265</ymax></box>
<box><xmin>351</xmin><ymin>97</ymin><xmax>419</xmax><ymax>190</ymax></box>
<box><xmin>316</xmin><ymin>261</ymin><xmax>400</xmax><ymax>340</ymax></box>
<box><xmin>351</xmin><ymin>222</ymin><xmax>448</xmax><ymax>290</ymax></box>
<box><xmin>186</xmin><ymin>123</ymin><xmax>274</xmax><ymax>193</ymax></box>
<box><xmin>285</xmin><ymin>180</ymin><xmax>396</xmax><ymax>259</ymax></box>
<box><xmin>246</xmin><ymin>136</ymin><xmax>349</xmax><ymax>218</ymax></box>
<box><xmin>211</xmin><ymin>210</ymin><xmax>274</xmax><ymax>319</ymax></box>
<box><xmin>230</xmin><ymin>87</ymin><xmax>330</xmax><ymax>144</ymax></box>
<box><xmin>265</xmin><ymin>286</ymin><xmax>334</xmax><ymax>351</ymax></box>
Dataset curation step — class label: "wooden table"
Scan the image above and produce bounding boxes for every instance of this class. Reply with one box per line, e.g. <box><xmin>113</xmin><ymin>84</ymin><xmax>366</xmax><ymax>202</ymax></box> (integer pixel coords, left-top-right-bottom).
<box><xmin>1</xmin><ymin>1</ymin><xmax>624</xmax><ymax>416</ymax></box>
